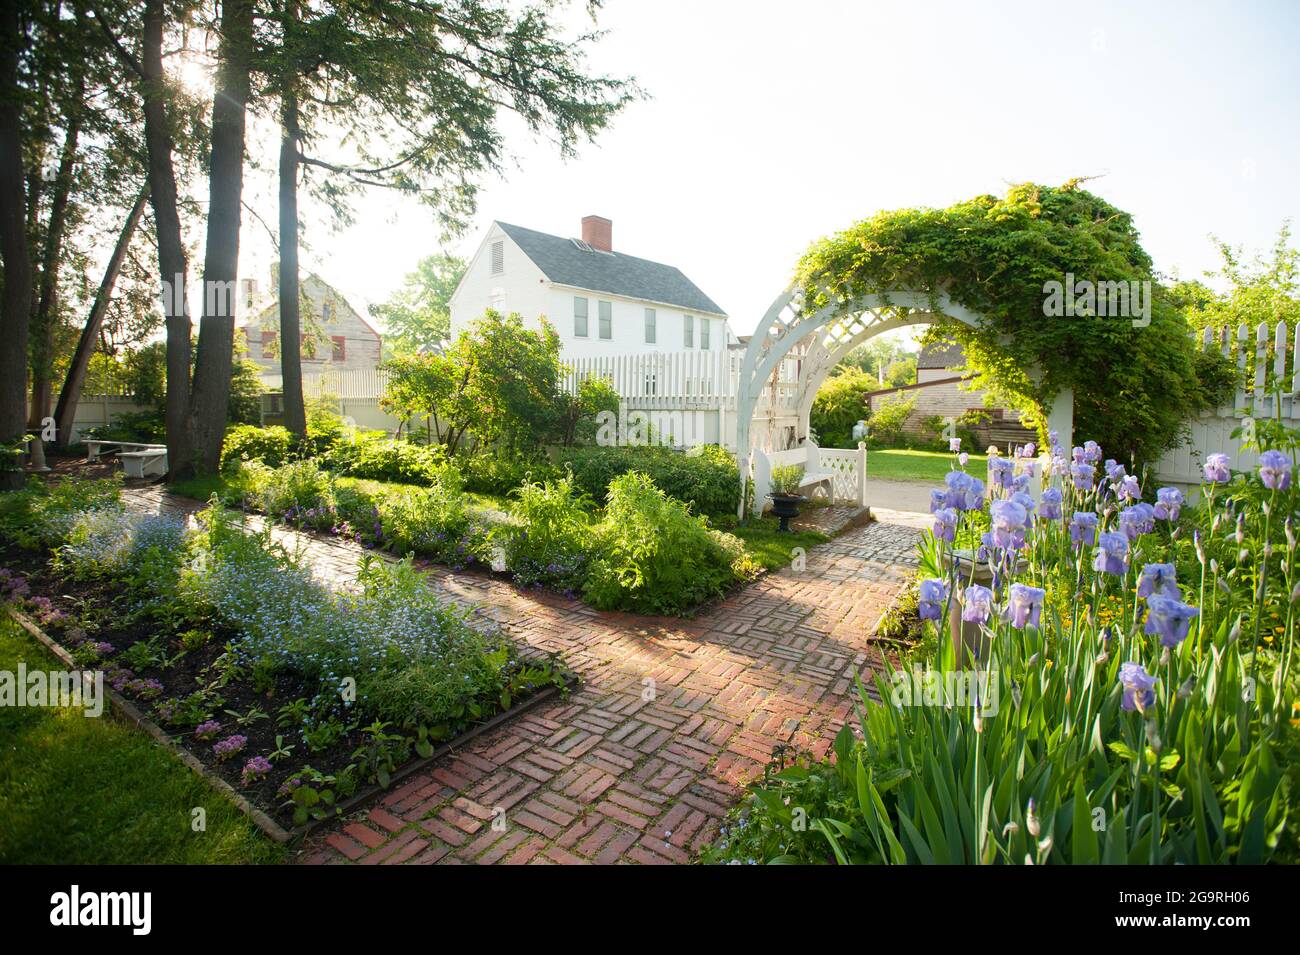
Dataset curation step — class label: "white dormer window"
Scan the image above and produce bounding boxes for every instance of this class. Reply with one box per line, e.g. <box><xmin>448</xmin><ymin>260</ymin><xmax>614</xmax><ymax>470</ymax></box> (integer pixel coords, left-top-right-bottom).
<box><xmin>490</xmin><ymin>240</ymin><xmax>504</xmax><ymax>275</ymax></box>
<box><xmin>322</xmin><ymin>301</ymin><xmax>332</xmax><ymax>323</ymax></box>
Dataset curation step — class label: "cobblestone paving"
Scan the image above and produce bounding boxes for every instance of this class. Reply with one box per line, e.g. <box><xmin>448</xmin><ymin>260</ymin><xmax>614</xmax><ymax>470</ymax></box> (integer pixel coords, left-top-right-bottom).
<box><xmin>122</xmin><ymin>485</ymin><xmax>922</xmax><ymax>864</ymax></box>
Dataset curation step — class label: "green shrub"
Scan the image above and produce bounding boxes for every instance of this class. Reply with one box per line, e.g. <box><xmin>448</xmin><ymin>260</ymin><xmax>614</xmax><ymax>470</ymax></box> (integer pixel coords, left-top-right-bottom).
<box><xmin>221</xmin><ymin>425</ymin><xmax>296</xmax><ymax>470</ymax></box>
<box><xmin>504</xmin><ymin>475</ymin><xmax>593</xmax><ymax>591</ymax></box>
<box><xmin>556</xmin><ymin>444</ymin><xmax>740</xmax><ymax>518</ymax></box>
<box><xmin>583</xmin><ymin>472</ymin><xmax>758</xmax><ymax>614</ymax></box>
<box><xmin>810</xmin><ymin>369</ymin><xmax>873</xmax><ymax>449</ymax></box>
<box><xmin>320</xmin><ymin>430</ymin><xmax>448</xmax><ymax>485</ymax></box>
<box><xmin>867</xmin><ymin>393</ymin><xmax>916</xmax><ymax>447</ymax></box>
<box><xmin>375</xmin><ymin>470</ymin><xmax>485</xmax><ymax>566</ymax></box>
<box><xmin>462</xmin><ymin>450</ymin><xmax>558</xmax><ymax>496</ymax></box>
<box><xmin>254</xmin><ymin>460</ymin><xmax>335</xmax><ymax>518</ymax></box>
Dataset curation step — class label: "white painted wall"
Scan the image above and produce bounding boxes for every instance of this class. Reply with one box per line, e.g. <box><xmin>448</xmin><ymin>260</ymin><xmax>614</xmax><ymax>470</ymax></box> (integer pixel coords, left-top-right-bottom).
<box><xmin>449</xmin><ymin>222</ymin><xmax>551</xmax><ymax>339</ymax></box>
<box><xmin>449</xmin><ymin>223</ymin><xmax>729</xmax><ymax>362</ymax></box>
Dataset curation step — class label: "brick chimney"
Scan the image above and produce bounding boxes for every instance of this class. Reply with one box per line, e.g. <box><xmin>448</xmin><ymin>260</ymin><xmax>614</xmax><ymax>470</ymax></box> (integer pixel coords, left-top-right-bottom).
<box><xmin>581</xmin><ymin>215</ymin><xmax>612</xmax><ymax>252</ymax></box>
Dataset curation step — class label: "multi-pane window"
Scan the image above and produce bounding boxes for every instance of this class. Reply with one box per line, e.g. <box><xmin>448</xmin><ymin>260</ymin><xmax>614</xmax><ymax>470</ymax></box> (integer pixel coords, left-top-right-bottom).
<box><xmin>683</xmin><ymin>314</ymin><xmax>694</xmax><ymax>348</ymax></box>
<box><xmin>260</xmin><ymin>329</ymin><xmax>278</xmax><ymax>358</ymax></box>
<box><xmin>490</xmin><ymin>240</ymin><xmax>504</xmax><ymax>275</ymax></box>
<box><xmin>573</xmin><ymin>296</ymin><xmax>589</xmax><ymax>337</ymax></box>
<box><xmin>331</xmin><ymin>336</ymin><xmax>346</xmax><ymax>361</ymax></box>
<box><xmin>598</xmin><ymin>300</ymin><xmax>612</xmax><ymax>340</ymax></box>
<box><xmin>644</xmin><ymin>308</ymin><xmax>656</xmax><ymax>343</ymax></box>
<box><xmin>700</xmin><ymin>317</ymin><xmax>710</xmax><ymax>349</ymax></box>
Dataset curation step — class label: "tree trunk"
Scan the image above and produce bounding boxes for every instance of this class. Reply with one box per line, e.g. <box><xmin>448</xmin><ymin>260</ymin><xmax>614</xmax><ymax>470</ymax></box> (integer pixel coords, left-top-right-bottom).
<box><xmin>53</xmin><ymin>185</ymin><xmax>149</xmax><ymax>447</ymax></box>
<box><xmin>28</xmin><ymin>73</ymin><xmax>84</xmax><ymax>428</ymax></box>
<box><xmin>137</xmin><ymin>0</ymin><xmax>192</xmax><ymax>476</ymax></box>
<box><xmin>181</xmin><ymin>0</ymin><xmax>254</xmax><ymax>479</ymax></box>
<box><xmin>0</xmin><ymin>2</ymin><xmax>32</xmax><ymax>447</ymax></box>
<box><xmin>277</xmin><ymin>4</ymin><xmax>306</xmax><ymax>438</ymax></box>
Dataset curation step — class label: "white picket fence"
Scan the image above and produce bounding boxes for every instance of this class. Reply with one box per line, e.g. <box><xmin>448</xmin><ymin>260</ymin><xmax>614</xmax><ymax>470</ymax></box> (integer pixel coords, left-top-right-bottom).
<box><xmin>1152</xmin><ymin>320</ymin><xmax>1299</xmax><ymax>486</ymax></box>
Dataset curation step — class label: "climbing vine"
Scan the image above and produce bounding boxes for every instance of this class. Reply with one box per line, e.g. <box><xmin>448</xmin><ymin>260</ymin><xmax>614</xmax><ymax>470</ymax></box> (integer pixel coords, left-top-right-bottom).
<box><xmin>795</xmin><ymin>181</ymin><xmax>1234</xmax><ymax>465</ymax></box>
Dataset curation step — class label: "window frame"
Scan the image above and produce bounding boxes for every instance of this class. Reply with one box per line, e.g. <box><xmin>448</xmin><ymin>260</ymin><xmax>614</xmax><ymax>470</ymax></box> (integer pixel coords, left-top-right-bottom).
<box><xmin>573</xmin><ymin>296</ymin><xmax>589</xmax><ymax>337</ymax></box>
<box><xmin>683</xmin><ymin>314</ymin><xmax>694</xmax><ymax>348</ymax></box>
<box><xmin>644</xmin><ymin>307</ymin><xmax>656</xmax><ymax>344</ymax></box>
<box><xmin>598</xmin><ymin>300</ymin><xmax>612</xmax><ymax>340</ymax></box>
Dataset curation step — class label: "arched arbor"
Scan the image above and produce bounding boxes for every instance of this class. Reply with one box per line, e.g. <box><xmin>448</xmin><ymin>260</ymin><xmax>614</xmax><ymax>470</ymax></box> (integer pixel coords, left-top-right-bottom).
<box><xmin>734</xmin><ymin>287</ymin><xmax>1074</xmax><ymax>517</ymax></box>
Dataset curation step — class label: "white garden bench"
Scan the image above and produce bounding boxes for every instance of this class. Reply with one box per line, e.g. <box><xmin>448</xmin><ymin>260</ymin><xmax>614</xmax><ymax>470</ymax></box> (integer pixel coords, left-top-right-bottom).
<box><xmin>85</xmin><ymin>439</ymin><xmax>165</xmax><ymax>462</ymax></box>
<box><xmin>117</xmin><ymin>448</ymin><xmax>168</xmax><ymax>479</ymax></box>
<box><xmin>751</xmin><ymin>441</ymin><xmax>838</xmax><ymax>508</ymax></box>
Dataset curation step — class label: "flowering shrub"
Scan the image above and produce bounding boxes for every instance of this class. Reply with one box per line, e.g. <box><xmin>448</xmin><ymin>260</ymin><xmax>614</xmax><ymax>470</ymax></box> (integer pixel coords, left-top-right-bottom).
<box><xmin>584</xmin><ymin>472</ymin><xmax>759</xmax><ymax>615</ymax></box>
<box><xmin>708</xmin><ymin>431</ymin><xmax>1297</xmax><ymax>864</ymax></box>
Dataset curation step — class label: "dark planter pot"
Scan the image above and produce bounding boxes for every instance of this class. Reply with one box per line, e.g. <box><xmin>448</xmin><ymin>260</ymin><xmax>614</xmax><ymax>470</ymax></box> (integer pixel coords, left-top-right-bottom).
<box><xmin>767</xmin><ymin>492</ymin><xmax>806</xmax><ymax>532</ymax></box>
<box><xmin>0</xmin><ymin>471</ymin><xmax>26</xmax><ymax>492</ymax></box>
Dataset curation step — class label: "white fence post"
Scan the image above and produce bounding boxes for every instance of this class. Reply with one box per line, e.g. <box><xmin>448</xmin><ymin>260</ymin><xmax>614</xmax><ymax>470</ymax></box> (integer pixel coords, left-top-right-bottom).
<box><xmin>857</xmin><ymin>441</ymin><xmax>868</xmax><ymax>506</ymax></box>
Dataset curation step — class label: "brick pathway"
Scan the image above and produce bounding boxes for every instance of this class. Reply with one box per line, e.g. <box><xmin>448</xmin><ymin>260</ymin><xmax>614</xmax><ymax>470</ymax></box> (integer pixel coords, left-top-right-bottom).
<box><xmin>122</xmin><ymin>486</ymin><xmax>921</xmax><ymax>865</ymax></box>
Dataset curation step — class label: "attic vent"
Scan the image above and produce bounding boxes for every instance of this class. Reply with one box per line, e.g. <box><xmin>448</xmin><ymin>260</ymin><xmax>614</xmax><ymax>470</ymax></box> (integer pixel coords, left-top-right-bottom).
<box><xmin>490</xmin><ymin>240</ymin><xmax>504</xmax><ymax>274</ymax></box>
<box><xmin>570</xmin><ymin>238</ymin><xmax>593</xmax><ymax>252</ymax></box>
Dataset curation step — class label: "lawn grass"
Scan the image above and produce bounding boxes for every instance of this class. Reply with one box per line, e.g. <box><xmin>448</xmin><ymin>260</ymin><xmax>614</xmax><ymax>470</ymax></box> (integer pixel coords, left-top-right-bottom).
<box><xmin>864</xmin><ymin>448</ymin><xmax>957</xmax><ymax>483</ymax></box>
<box><xmin>0</xmin><ymin>614</ymin><xmax>282</xmax><ymax>864</ymax></box>
<box><xmin>727</xmin><ymin>517</ymin><xmax>829</xmax><ymax>572</ymax></box>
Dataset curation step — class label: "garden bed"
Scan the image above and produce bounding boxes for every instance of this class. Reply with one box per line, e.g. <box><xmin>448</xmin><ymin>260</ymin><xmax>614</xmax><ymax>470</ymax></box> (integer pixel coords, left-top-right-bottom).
<box><xmin>0</xmin><ymin>480</ymin><xmax>572</xmax><ymax>838</ymax></box>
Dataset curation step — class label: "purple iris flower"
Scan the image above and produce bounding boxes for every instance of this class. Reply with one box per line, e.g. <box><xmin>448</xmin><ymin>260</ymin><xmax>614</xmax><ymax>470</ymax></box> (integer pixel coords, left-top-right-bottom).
<box><xmin>1011</xmin><ymin>490</ymin><xmax>1036</xmax><ymax>522</ymax></box>
<box><xmin>1143</xmin><ymin>594</ymin><xmax>1200</xmax><ymax>648</ymax></box>
<box><xmin>1104</xmin><ymin>459</ymin><xmax>1126</xmax><ymax>482</ymax></box>
<box><xmin>1039</xmin><ymin>487</ymin><xmax>1063</xmax><ymax>520</ymax></box>
<box><xmin>989</xmin><ymin>456</ymin><xmax>1015</xmax><ymax>490</ymax></box>
<box><xmin>1136</xmin><ymin>562</ymin><xmax>1180</xmax><ymax>600</ymax></box>
<box><xmin>1048</xmin><ymin>430</ymin><xmax>1060</xmax><ymax>452</ymax></box>
<box><xmin>1072</xmin><ymin>446</ymin><xmax>1086</xmax><ymax>465</ymax></box>
<box><xmin>1021</xmin><ymin>442</ymin><xmax>1036</xmax><ymax>458</ymax></box>
<box><xmin>1203</xmin><ymin>453</ymin><xmax>1230</xmax><ymax>484</ymax></box>
<box><xmin>1069</xmin><ymin>511</ymin><xmax>1098</xmax><ymax>548</ymax></box>
<box><xmin>932</xmin><ymin>507</ymin><xmax>957</xmax><ymax>543</ymax></box>
<box><xmin>958</xmin><ymin>452</ymin><xmax>969</xmax><ymax>467</ymax></box>
<box><xmin>1005</xmin><ymin>583</ymin><xmax>1046</xmax><ymax>629</ymax></box>
<box><xmin>930</xmin><ymin>488</ymin><xmax>948</xmax><ymax>514</ymax></box>
<box><xmin>1258</xmin><ymin>450</ymin><xmax>1292</xmax><ymax>491</ymax></box>
<box><xmin>961</xmin><ymin>584</ymin><xmax>994</xmax><ymax>624</ymax></box>
<box><xmin>949</xmin><ymin>437</ymin><xmax>962</xmax><ymax>453</ymax></box>
<box><xmin>956</xmin><ymin>474</ymin><xmax>986</xmax><ymax>510</ymax></box>
<box><xmin>1117</xmin><ymin>475</ymin><xmax>1141</xmax><ymax>501</ymax></box>
<box><xmin>1093</xmin><ymin>531</ymin><xmax>1129</xmax><ymax>576</ymax></box>
<box><xmin>918</xmin><ymin>578</ymin><xmax>948</xmax><ymax>621</ymax></box>
<box><xmin>1070</xmin><ymin>462</ymin><xmax>1095</xmax><ymax>491</ymax></box>
<box><xmin>1118</xmin><ymin>662</ymin><xmax>1158</xmax><ymax>712</ymax></box>
<box><xmin>1153</xmin><ymin>487</ymin><xmax>1183</xmax><ymax>521</ymax></box>
<box><xmin>990</xmin><ymin>499</ymin><xmax>1028</xmax><ymax>550</ymax></box>
<box><xmin>1118</xmin><ymin>503</ymin><xmax>1155</xmax><ymax>541</ymax></box>
<box><xmin>944</xmin><ymin>470</ymin><xmax>971</xmax><ymax>509</ymax></box>
<box><xmin>1083</xmin><ymin>441</ymin><xmax>1102</xmax><ymax>463</ymax></box>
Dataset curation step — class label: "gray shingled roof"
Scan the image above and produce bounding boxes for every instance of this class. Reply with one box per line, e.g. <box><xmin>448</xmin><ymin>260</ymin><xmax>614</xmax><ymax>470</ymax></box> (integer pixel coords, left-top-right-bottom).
<box><xmin>918</xmin><ymin>339</ymin><xmax>965</xmax><ymax>369</ymax></box>
<box><xmin>496</xmin><ymin>221</ymin><xmax>726</xmax><ymax>316</ymax></box>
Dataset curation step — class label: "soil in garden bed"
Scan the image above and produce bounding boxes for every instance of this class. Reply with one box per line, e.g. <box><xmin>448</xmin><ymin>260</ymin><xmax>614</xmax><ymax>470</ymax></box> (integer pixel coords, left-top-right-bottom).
<box><xmin>0</xmin><ymin>540</ymin><xmax>562</xmax><ymax>831</ymax></box>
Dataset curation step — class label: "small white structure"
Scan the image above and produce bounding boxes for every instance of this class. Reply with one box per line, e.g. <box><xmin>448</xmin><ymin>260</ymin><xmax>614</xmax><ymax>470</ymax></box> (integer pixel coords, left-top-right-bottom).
<box><xmin>450</xmin><ymin>217</ymin><xmax>733</xmax><ymax>361</ymax></box>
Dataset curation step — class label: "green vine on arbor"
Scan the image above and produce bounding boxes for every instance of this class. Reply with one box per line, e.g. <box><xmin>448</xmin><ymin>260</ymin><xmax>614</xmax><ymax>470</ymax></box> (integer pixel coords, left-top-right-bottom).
<box><xmin>794</xmin><ymin>181</ymin><xmax>1235</xmax><ymax>465</ymax></box>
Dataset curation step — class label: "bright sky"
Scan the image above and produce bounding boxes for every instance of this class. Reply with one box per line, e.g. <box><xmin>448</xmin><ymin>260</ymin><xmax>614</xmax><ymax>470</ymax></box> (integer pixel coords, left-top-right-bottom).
<box><xmin>238</xmin><ymin>0</ymin><xmax>1300</xmax><ymax>340</ymax></box>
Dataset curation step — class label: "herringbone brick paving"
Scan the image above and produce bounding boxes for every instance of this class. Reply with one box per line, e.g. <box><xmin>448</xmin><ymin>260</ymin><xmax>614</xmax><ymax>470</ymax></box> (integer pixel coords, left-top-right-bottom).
<box><xmin>122</xmin><ymin>486</ymin><xmax>921</xmax><ymax>864</ymax></box>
